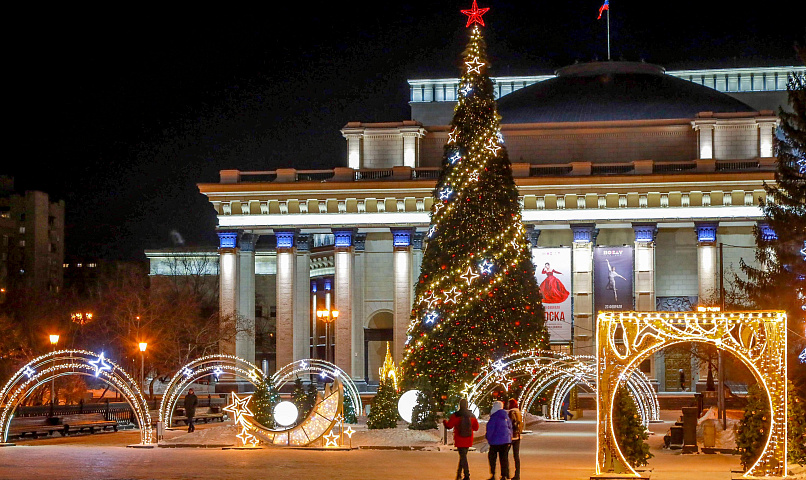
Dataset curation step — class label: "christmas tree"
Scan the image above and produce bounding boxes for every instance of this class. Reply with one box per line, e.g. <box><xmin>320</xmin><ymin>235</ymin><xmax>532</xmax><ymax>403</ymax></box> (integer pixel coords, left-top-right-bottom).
<box><xmin>788</xmin><ymin>381</ymin><xmax>806</xmax><ymax>465</ymax></box>
<box><xmin>343</xmin><ymin>391</ymin><xmax>357</xmax><ymax>424</ymax></box>
<box><xmin>291</xmin><ymin>378</ymin><xmax>317</xmax><ymax>422</ymax></box>
<box><xmin>736</xmin><ymin>46</ymin><xmax>805</xmax><ymax>389</ymax></box>
<box><xmin>736</xmin><ymin>384</ymin><xmax>770</xmax><ymax>471</ymax></box>
<box><xmin>402</xmin><ymin>2</ymin><xmax>548</xmax><ymax>401</ymax></box>
<box><xmin>251</xmin><ymin>376</ymin><xmax>280</xmax><ymax>428</ymax></box>
<box><xmin>613</xmin><ymin>388</ymin><xmax>652</xmax><ymax>469</ymax></box>
<box><xmin>409</xmin><ymin>386</ymin><xmax>438</xmax><ymax>430</ymax></box>
<box><xmin>367</xmin><ymin>376</ymin><xmax>399</xmax><ymax>429</ymax></box>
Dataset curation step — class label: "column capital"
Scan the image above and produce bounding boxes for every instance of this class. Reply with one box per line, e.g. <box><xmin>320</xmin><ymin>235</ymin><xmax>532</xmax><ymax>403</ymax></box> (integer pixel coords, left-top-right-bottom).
<box><xmin>296</xmin><ymin>234</ymin><xmax>312</xmax><ymax>252</ymax></box>
<box><xmin>757</xmin><ymin>222</ymin><xmax>777</xmax><ymax>242</ymax></box>
<box><xmin>694</xmin><ymin>222</ymin><xmax>719</xmax><ymax>244</ymax></box>
<box><xmin>332</xmin><ymin>228</ymin><xmax>357</xmax><ymax>250</ymax></box>
<box><xmin>412</xmin><ymin>231</ymin><xmax>425</xmax><ymax>250</ymax></box>
<box><xmin>632</xmin><ymin>223</ymin><xmax>658</xmax><ymax>243</ymax></box>
<box><xmin>354</xmin><ymin>233</ymin><xmax>367</xmax><ymax>251</ymax></box>
<box><xmin>218</xmin><ymin>231</ymin><xmax>240</xmax><ymax>251</ymax></box>
<box><xmin>274</xmin><ymin>229</ymin><xmax>299</xmax><ymax>251</ymax></box>
<box><xmin>570</xmin><ymin>223</ymin><xmax>598</xmax><ymax>244</ymax></box>
<box><xmin>239</xmin><ymin>233</ymin><xmax>259</xmax><ymax>252</ymax></box>
<box><xmin>390</xmin><ymin>227</ymin><xmax>415</xmax><ymax>249</ymax></box>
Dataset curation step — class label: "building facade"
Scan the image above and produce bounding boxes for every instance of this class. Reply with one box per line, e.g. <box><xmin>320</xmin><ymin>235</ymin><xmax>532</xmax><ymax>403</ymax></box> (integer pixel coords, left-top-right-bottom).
<box><xmin>175</xmin><ymin>62</ymin><xmax>805</xmax><ymax>391</ymax></box>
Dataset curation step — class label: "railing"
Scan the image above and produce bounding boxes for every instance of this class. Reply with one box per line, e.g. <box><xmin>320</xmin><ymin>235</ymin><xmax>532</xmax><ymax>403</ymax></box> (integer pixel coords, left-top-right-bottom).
<box><xmin>13</xmin><ymin>400</ymin><xmax>135</xmax><ymax>425</ymax></box>
<box><xmin>222</xmin><ymin>159</ymin><xmax>773</xmax><ymax>185</ymax></box>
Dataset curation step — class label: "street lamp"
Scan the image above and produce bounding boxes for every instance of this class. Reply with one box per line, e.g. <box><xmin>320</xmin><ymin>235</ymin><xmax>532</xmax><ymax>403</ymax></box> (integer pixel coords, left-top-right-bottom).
<box><xmin>49</xmin><ymin>334</ymin><xmax>59</xmax><ymax>409</ymax></box>
<box><xmin>316</xmin><ymin>309</ymin><xmax>339</xmax><ymax>363</ymax></box>
<box><xmin>138</xmin><ymin>342</ymin><xmax>147</xmax><ymax>393</ymax></box>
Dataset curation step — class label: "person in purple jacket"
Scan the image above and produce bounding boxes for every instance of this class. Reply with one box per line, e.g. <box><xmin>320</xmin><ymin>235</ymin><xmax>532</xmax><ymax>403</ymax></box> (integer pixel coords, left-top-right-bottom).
<box><xmin>485</xmin><ymin>401</ymin><xmax>513</xmax><ymax>480</ymax></box>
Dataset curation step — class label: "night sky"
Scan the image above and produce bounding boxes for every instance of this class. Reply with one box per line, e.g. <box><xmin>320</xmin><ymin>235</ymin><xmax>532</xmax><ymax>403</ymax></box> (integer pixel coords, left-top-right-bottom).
<box><xmin>7</xmin><ymin>2</ymin><xmax>804</xmax><ymax>261</ymax></box>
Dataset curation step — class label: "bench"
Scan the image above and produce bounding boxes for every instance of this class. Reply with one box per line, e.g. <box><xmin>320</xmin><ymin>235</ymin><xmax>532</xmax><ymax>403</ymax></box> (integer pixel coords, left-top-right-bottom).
<box><xmin>61</xmin><ymin>413</ymin><xmax>118</xmax><ymax>435</ymax></box>
<box><xmin>8</xmin><ymin>417</ymin><xmax>67</xmax><ymax>439</ymax></box>
<box><xmin>171</xmin><ymin>407</ymin><xmax>226</xmax><ymax>427</ymax></box>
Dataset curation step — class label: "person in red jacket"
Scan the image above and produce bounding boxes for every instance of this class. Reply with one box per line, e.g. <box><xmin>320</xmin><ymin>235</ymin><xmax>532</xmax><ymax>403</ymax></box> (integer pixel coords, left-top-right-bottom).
<box><xmin>444</xmin><ymin>398</ymin><xmax>480</xmax><ymax>480</ymax></box>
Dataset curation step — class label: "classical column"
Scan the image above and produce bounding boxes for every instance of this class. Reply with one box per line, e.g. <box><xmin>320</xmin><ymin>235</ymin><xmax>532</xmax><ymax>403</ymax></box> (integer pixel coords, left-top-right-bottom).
<box><xmin>391</xmin><ymin>228</ymin><xmax>414</xmax><ymax>362</ymax></box>
<box><xmin>571</xmin><ymin>224</ymin><xmax>597</xmax><ymax>356</ymax></box>
<box><xmin>218</xmin><ymin>231</ymin><xmax>240</xmax><ymax>357</ymax></box>
<box><xmin>274</xmin><ymin>229</ymin><xmax>297</xmax><ymax>370</ymax></box>
<box><xmin>633</xmin><ymin>223</ymin><xmax>658</xmax><ymax>388</ymax></box>
<box><xmin>695</xmin><ymin>222</ymin><xmax>719</xmax><ymax>305</ymax></box>
<box><xmin>294</xmin><ymin>235</ymin><xmax>312</xmax><ymax>362</ymax></box>
<box><xmin>352</xmin><ymin>233</ymin><xmax>366</xmax><ymax>380</ymax></box>
<box><xmin>237</xmin><ymin>233</ymin><xmax>258</xmax><ymax>365</ymax></box>
<box><xmin>333</xmin><ymin>229</ymin><xmax>356</xmax><ymax>376</ymax></box>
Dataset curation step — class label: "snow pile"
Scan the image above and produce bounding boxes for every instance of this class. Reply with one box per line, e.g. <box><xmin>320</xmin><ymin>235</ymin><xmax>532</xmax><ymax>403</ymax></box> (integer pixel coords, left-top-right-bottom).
<box><xmin>349</xmin><ymin>424</ymin><xmax>442</xmax><ymax>447</ymax></box>
<box><xmin>696</xmin><ymin>406</ymin><xmax>738</xmax><ymax>449</ymax></box>
<box><xmin>162</xmin><ymin>424</ymin><xmax>239</xmax><ymax>445</ymax></box>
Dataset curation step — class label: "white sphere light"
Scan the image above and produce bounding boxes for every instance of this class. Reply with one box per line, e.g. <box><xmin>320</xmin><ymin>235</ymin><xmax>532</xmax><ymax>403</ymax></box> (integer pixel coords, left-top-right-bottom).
<box><xmin>397</xmin><ymin>389</ymin><xmax>420</xmax><ymax>423</ymax></box>
<box><xmin>273</xmin><ymin>401</ymin><xmax>298</xmax><ymax>427</ymax></box>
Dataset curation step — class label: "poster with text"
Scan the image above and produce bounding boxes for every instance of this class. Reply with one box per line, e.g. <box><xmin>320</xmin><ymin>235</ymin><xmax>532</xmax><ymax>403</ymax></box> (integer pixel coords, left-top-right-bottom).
<box><xmin>533</xmin><ymin>247</ymin><xmax>573</xmax><ymax>343</ymax></box>
<box><xmin>593</xmin><ymin>246</ymin><xmax>634</xmax><ymax>312</ymax></box>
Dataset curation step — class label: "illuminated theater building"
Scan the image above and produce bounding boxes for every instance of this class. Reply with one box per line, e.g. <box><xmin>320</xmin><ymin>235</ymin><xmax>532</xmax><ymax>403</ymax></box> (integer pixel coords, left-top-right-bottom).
<box><xmin>157</xmin><ymin>62</ymin><xmax>805</xmax><ymax>392</ymax></box>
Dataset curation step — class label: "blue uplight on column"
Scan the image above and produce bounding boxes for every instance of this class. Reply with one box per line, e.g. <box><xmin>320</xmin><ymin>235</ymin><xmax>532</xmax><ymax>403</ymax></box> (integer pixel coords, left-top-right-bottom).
<box><xmin>332</xmin><ymin>229</ymin><xmax>355</xmax><ymax>248</ymax></box>
<box><xmin>391</xmin><ymin>228</ymin><xmax>413</xmax><ymax>247</ymax></box>
<box><xmin>632</xmin><ymin>223</ymin><xmax>658</xmax><ymax>243</ymax></box>
<box><xmin>758</xmin><ymin>223</ymin><xmax>777</xmax><ymax>242</ymax></box>
<box><xmin>275</xmin><ymin>230</ymin><xmax>296</xmax><ymax>249</ymax></box>
<box><xmin>571</xmin><ymin>224</ymin><xmax>597</xmax><ymax>244</ymax></box>
<box><xmin>218</xmin><ymin>231</ymin><xmax>238</xmax><ymax>249</ymax></box>
<box><xmin>694</xmin><ymin>222</ymin><xmax>718</xmax><ymax>243</ymax></box>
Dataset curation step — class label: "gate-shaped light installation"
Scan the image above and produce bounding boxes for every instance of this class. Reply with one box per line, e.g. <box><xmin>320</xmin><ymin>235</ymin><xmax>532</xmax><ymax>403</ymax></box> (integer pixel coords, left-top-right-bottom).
<box><xmin>596</xmin><ymin>311</ymin><xmax>787</xmax><ymax>478</ymax></box>
<box><xmin>0</xmin><ymin>350</ymin><xmax>152</xmax><ymax>444</ymax></box>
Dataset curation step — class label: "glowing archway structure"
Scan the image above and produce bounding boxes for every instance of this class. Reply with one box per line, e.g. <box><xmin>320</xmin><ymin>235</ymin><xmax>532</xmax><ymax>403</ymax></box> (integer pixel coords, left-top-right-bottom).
<box><xmin>596</xmin><ymin>311</ymin><xmax>787</xmax><ymax>478</ymax></box>
<box><xmin>466</xmin><ymin>350</ymin><xmax>659</xmax><ymax>425</ymax></box>
<box><xmin>159</xmin><ymin>354</ymin><xmax>264</xmax><ymax>427</ymax></box>
<box><xmin>271</xmin><ymin>359</ymin><xmax>363</xmax><ymax>418</ymax></box>
<box><xmin>0</xmin><ymin>350</ymin><xmax>152</xmax><ymax>444</ymax></box>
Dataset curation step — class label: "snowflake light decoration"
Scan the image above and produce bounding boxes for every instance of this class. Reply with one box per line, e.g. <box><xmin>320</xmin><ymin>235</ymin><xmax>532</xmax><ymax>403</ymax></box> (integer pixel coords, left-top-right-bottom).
<box><xmin>460</xmin><ymin>266</ymin><xmax>479</xmax><ymax>285</ymax></box>
<box><xmin>181</xmin><ymin>367</ymin><xmax>194</xmax><ymax>378</ymax></box>
<box><xmin>459</xmin><ymin>83</ymin><xmax>473</xmax><ymax>96</ymax></box>
<box><xmin>427</xmin><ymin>225</ymin><xmax>437</xmax><ymax>238</ymax></box>
<box><xmin>22</xmin><ymin>366</ymin><xmax>34</xmax><ymax>378</ymax></box>
<box><xmin>449</xmin><ymin>151</ymin><xmax>462</xmax><ymax>164</ymax></box>
<box><xmin>212</xmin><ymin>366</ymin><xmax>223</xmax><ymax>380</ymax></box>
<box><xmin>88</xmin><ymin>352</ymin><xmax>112</xmax><ymax>377</ymax></box>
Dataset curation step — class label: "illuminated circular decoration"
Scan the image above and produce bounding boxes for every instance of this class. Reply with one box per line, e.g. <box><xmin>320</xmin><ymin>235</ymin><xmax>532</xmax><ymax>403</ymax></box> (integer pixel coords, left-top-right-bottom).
<box><xmin>271</xmin><ymin>359</ymin><xmax>362</xmax><ymax>421</ymax></box>
<box><xmin>273</xmin><ymin>401</ymin><xmax>298</xmax><ymax>427</ymax></box>
<box><xmin>596</xmin><ymin>310</ymin><xmax>788</xmax><ymax>478</ymax></box>
<box><xmin>0</xmin><ymin>350</ymin><xmax>152</xmax><ymax>445</ymax></box>
<box><xmin>397</xmin><ymin>389</ymin><xmax>420</xmax><ymax>423</ymax></box>
<box><xmin>159</xmin><ymin>354</ymin><xmax>264</xmax><ymax>428</ymax></box>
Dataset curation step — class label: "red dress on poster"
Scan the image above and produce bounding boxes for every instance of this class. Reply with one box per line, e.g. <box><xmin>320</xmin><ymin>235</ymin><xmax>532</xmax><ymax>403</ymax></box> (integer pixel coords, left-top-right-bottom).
<box><xmin>539</xmin><ymin>263</ymin><xmax>570</xmax><ymax>304</ymax></box>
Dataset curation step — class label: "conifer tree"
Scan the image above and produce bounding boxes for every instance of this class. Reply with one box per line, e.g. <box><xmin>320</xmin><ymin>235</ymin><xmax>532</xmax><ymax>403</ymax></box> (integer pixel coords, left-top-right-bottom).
<box><xmin>291</xmin><ymin>378</ymin><xmax>316</xmax><ymax>422</ymax></box>
<box><xmin>402</xmin><ymin>6</ymin><xmax>548</xmax><ymax>401</ymax></box>
<box><xmin>251</xmin><ymin>376</ymin><xmax>280</xmax><ymax>428</ymax></box>
<box><xmin>613</xmin><ymin>388</ymin><xmax>652</xmax><ymax>468</ymax></box>
<box><xmin>736</xmin><ymin>384</ymin><xmax>770</xmax><ymax>471</ymax></box>
<box><xmin>788</xmin><ymin>381</ymin><xmax>806</xmax><ymax>466</ymax></box>
<box><xmin>737</xmin><ymin>46</ymin><xmax>806</xmax><ymax>387</ymax></box>
<box><xmin>410</xmin><ymin>390</ymin><xmax>438</xmax><ymax>430</ymax></box>
<box><xmin>368</xmin><ymin>376</ymin><xmax>399</xmax><ymax>429</ymax></box>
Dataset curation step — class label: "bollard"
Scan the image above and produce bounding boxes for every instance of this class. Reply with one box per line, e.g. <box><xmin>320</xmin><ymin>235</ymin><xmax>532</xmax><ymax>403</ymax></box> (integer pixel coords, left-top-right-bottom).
<box><xmin>703</xmin><ymin>420</ymin><xmax>716</xmax><ymax>448</ymax></box>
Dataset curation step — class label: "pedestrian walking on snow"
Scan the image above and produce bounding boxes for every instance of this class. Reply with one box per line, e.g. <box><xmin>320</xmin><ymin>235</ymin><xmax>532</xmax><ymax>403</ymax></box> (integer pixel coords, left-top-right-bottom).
<box><xmin>507</xmin><ymin>399</ymin><xmax>523</xmax><ymax>480</ymax></box>
<box><xmin>184</xmin><ymin>388</ymin><xmax>198</xmax><ymax>433</ymax></box>
<box><xmin>485</xmin><ymin>401</ymin><xmax>512</xmax><ymax>480</ymax></box>
<box><xmin>444</xmin><ymin>398</ymin><xmax>480</xmax><ymax>480</ymax></box>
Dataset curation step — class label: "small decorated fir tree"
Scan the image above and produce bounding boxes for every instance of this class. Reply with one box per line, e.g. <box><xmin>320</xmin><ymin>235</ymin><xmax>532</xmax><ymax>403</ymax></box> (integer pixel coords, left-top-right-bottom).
<box><xmin>343</xmin><ymin>391</ymin><xmax>357</xmax><ymax>424</ymax></box>
<box><xmin>251</xmin><ymin>376</ymin><xmax>280</xmax><ymax>428</ymax></box>
<box><xmin>410</xmin><ymin>390</ymin><xmax>438</xmax><ymax>430</ymax></box>
<box><xmin>736</xmin><ymin>384</ymin><xmax>770</xmax><ymax>470</ymax></box>
<box><xmin>368</xmin><ymin>377</ymin><xmax>399</xmax><ymax>429</ymax></box>
<box><xmin>613</xmin><ymin>388</ymin><xmax>652</xmax><ymax>468</ymax></box>
<box><xmin>788</xmin><ymin>381</ymin><xmax>806</xmax><ymax>466</ymax></box>
<box><xmin>291</xmin><ymin>378</ymin><xmax>317</xmax><ymax>422</ymax></box>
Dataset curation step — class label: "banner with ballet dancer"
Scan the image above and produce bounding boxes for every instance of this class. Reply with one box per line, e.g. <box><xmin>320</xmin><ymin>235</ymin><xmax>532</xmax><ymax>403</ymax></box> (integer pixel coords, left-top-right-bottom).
<box><xmin>533</xmin><ymin>247</ymin><xmax>573</xmax><ymax>343</ymax></box>
<box><xmin>593</xmin><ymin>246</ymin><xmax>634</xmax><ymax>312</ymax></box>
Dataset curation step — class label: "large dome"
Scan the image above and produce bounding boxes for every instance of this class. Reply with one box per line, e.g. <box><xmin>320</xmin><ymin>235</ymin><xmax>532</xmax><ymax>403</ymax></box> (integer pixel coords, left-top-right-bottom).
<box><xmin>497</xmin><ymin>61</ymin><xmax>755</xmax><ymax>124</ymax></box>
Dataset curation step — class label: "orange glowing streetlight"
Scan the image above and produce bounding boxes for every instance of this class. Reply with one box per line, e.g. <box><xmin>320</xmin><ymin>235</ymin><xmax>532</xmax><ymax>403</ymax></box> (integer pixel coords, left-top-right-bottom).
<box><xmin>316</xmin><ymin>309</ymin><xmax>339</xmax><ymax>363</ymax></box>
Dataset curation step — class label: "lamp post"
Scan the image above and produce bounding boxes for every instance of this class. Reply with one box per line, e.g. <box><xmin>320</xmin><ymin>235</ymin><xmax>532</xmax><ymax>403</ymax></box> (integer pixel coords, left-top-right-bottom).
<box><xmin>316</xmin><ymin>309</ymin><xmax>339</xmax><ymax>363</ymax></box>
<box><xmin>138</xmin><ymin>342</ymin><xmax>147</xmax><ymax>393</ymax></box>
<box><xmin>49</xmin><ymin>334</ymin><xmax>59</xmax><ymax>409</ymax></box>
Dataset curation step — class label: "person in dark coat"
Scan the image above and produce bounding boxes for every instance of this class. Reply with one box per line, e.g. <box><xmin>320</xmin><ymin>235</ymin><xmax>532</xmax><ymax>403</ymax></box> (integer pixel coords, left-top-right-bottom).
<box><xmin>507</xmin><ymin>399</ymin><xmax>523</xmax><ymax>480</ymax></box>
<box><xmin>485</xmin><ymin>401</ymin><xmax>512</xmax><ymax>480</ymax></box>
<box><xmin>444</xmin><ymin>398</ymin><xmax>480</xmax><ymax>480</ymax></box>
<box><xmin>184</xmin><ymin>388</ymin><xmax>198</xmax><ymax>433</ymax></box>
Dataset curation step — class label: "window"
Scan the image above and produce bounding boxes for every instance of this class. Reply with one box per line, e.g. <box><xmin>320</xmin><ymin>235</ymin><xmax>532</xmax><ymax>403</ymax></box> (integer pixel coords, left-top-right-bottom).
<box><xmin>19</xmin><ymin>227</ymin><xmax>25</xmax><ymax>234</ymax></box>
<box><xmin>18</xmin><ymin>240</ymin><xmax>25</xmax><ymax>247</ymax></box>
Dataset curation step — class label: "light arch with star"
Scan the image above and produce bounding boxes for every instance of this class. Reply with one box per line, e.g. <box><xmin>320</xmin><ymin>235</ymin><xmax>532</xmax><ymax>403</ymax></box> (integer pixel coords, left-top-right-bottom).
<box><xmin>0</xmin><ymin>349</ymin><xmax>153</xmax><ymax>444</ymax></box>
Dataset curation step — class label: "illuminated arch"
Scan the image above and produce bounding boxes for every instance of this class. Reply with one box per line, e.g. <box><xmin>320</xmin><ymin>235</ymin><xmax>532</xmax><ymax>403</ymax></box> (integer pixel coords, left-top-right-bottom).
<box><xmin>159</xmin><ymin>355</ymin><xmax>264</xmax><ymax>427</ymax></box>
<box><xmin>0</xmin><ymin>350</ymin><xmax>152</xmax><ymax>445</ymax></box>
<box><xmin>466</xmin><ymin>350</ymin><xmax>659</xmax><ymax>425</ymax></box>
<box><xmin>271</xmin><ymin>359</ymin><xmax>363</xmax><ymax>417</ymax></box>
<box><xmin>596</xmin><ymin>311</ymin><xmax>787</xmax><ymax>478</ymax></box>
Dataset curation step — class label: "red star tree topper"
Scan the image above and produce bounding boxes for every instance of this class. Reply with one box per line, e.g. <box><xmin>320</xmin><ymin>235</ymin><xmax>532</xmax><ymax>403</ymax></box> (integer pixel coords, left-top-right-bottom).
<box><xmin>461</xmin><ymin>0</ymin><xmax>489</xmax><ymax>27</ymax></box>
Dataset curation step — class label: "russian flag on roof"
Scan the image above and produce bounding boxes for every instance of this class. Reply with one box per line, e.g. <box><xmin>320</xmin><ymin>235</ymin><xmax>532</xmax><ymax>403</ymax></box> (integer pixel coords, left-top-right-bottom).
<box><xmin>598</xmin><ymin>0</ymin><xmax>609</xmax><ymax>19</ymax></box>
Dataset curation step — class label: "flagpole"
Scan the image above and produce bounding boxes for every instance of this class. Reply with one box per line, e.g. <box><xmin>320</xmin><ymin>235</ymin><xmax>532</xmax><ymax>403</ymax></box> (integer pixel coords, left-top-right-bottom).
<box><xmin>606</xmin><ymin>8</ymin><xmax>611</xmax><ymax>60</ymax></box>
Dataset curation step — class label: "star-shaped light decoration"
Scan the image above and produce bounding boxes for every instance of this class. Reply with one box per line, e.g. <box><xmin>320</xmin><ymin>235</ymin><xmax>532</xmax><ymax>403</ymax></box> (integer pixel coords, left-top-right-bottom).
<box><xmin>89</xmin><ymin>352</ymin><xmax>112</xmax><ymax>377</ymax></box>
<box><xmin>460</xmin><ymin>382</ymin><xmax>474</xmax><ymax>397</ymax></box>
<box><xmin>496</xmin><ymin>131</ymin><xmax>505</xmax><ymax>144</ymax></box>
<box><xmin>465</xmin><ymin>56</ymin><xmax>485</xmax><ymax>74</ymax></box>
<box><xmin>23</xmin><ymin>366</ymin><xmax>35</xmax><ymax>378</ymax></box>
<box><xmin>799</xmin><ymin>348</ymin><xmax>806</xmax><ymax>364</ymax></box>
<box><xmin>433</xmin><ymin>202</ymin><xmax>445</xmax><ymax>215</ymax></box>
<box><xmin>237</xmin><ymin>426</ymin><xmax>257</xmax><ymax>446</ymax></box>
<box><xmin>461</xmin><ymin>0</ymin><xmax>490</xmax><ymax>27</ymax></box>
<box><xmin>485</xmin><ymin>138</ymin><xmax>501</xmax><ymax>156</ymax></box>
<box><xmin>405</xmin><ymin>335</ymin><xmax>412</xmax><ymax>345</ymax></box>
<box><xmin>422</xmin><ymin>291</ymin><xmax>440</xmax><ymax>309</ymax></box>
<box><xmin>448</xmin><ymin>128</ymin><xmax>458</xmax><ymax>144</ymax></box>
<box><xmin>247</xmin><ymin>369</ymin><xmax>262</xmax><ymax>383</ymax></box>
<box><xmin>460</xmin><ymin>265</ymin><xmax>479</xmax><ymax>285</ymax></box>
<box><xmin>502</xmin><ymin>377</ymin><xmax>515</xmax><ymax>390</ymax></box>
<box><xmin>299</xmin><ymin>360</ymin><xmax>308</xmax><ymax>370</ymax></box>
<box><xmin>443</xmin><ymin>286</ymin><xmax>462</xmax><ymax>304</ymax></box>
<box><xmin>319</xmin><ymin>370</ymin><xmax>329</xmax><ymax>380</ymax></box>
<box><xmin>181</xmin><ymin>367</ymin><xmax>194</xmax><ymax>378</ymax></box>
<box><xmin>323</xmin><ymin>429</ymin><xmax>340</xmax><ymax>447</ymax></box>
<box><xmin>479</xmin><ymin>259</ymin><xmax>494</xmax><ymax>274</ymax></box>
<box><xmin>439</xmin><ymin>187</ymin><xmax>454</xmax><ymax>201</ymax></box>
<box><xmin>459</xmin><ymin>83</ymin><xmax>473</xmax><ymax>96</ymax></box>
<box><xmin>449</xmin><ymin>151</ymin><xmax>462</xmax><ymax>164</ymax></box>
<box><xmin>427</xmin><ymin>225</ymin><xmax>437</xmax><ymax>238</ymax></box>
<box><xmin>424</xmin><ymin>311</ymin><xmax>439</xmax><ymax>325</ymax></box>
<box><xmin>492</xmin><ymin>359</ymin><xmax>506</xmax><ymax>372</ymax></box>
<box><xmin>212</xmin><ymin>366</ymin><xmax>224</xmax><ymax>380</ymax></box>
<box><xmin>344</xmin><ymin>425</ymin><xmax>355</xmax><ymax>438</ymax></box>
<box><xmin>468</xmin><ymin>171</ymin><xmax>480</xmax><ymax>182</ymax></box>
<box><xmin>223</xmin><ymin>393</ymin><xmax>254</xmax><ymax>425</ymax></box>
